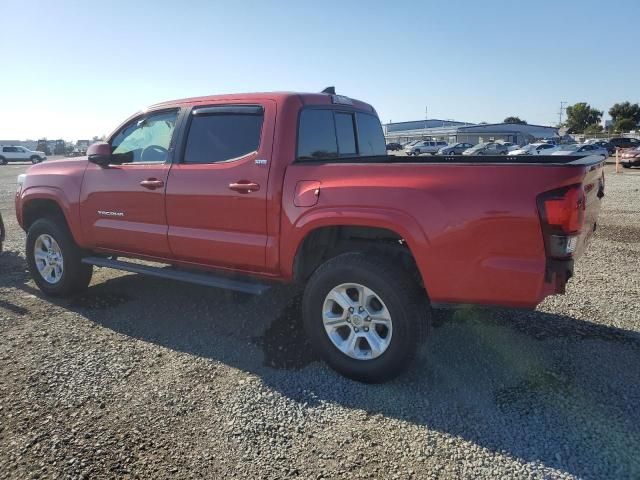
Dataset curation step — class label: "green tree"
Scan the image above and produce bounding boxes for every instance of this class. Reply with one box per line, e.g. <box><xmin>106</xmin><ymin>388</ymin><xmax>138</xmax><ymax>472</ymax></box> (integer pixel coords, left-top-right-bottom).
<box><xmin>503</xmin><ymin>116</ymin><xmax>527</xmax><ymax>124</ymax></box>
<box><xmin>564</xmin><ymin>103</ymin><xmax>603</xmax><ymax>133</ymax></box>
<box><xmin>608</xmin><ymin>102</ymin><xmax>640</xmax><ymax>124</ymax></box>
<box><xmin>613</xmin><ymin>117</ymin><xmax>637</xmax><ymax>133</ymax></box>
<box><xmin>583</xmin><ymin>124</ymin><xmax>603</xmax><ymax>135</ymax></box>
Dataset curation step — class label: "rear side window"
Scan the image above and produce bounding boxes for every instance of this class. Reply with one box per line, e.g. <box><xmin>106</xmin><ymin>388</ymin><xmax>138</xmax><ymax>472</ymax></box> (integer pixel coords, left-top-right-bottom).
<box><xmin>297</xmin><ymin>110</ymin><xmax>338</xmax><ymax>160</ymax></box>
<box><xmin>356</xmin><ymin>113</ymin><xmax>386</xmax><ymax>156</ymax></box>
<box><xmin>335</xmin><ymin>113</ymin><xmax>357</xmax><ymax>155</ymax></box>
<box><xmin>184</xmin><ymin>107</ymin><xmax>263</xmax><ymax>164</ymax></box>
<box><xmin>298</xmin><ymin>109</ymin><xmax>386</xmax><ymax>161</ymax></box>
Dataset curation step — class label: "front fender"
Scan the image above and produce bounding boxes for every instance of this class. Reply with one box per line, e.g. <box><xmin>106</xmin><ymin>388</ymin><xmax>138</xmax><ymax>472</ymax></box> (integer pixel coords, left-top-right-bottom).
<box><xmin>17</xmin><ymin>186</ymin><xmax>85</xmax><ymax>246</ymax></box>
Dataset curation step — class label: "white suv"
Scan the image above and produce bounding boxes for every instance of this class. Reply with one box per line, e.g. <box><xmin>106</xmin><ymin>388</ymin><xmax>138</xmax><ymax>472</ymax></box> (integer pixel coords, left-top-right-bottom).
<box><xmin>405</xmin><ymin>140</ymin><xmax>448</xmax><ymax>155</ymax></box>
<box><xmin>0</xmin><ymin>146</ymin><xmax>47</xmax><ymax>164</ymax></box>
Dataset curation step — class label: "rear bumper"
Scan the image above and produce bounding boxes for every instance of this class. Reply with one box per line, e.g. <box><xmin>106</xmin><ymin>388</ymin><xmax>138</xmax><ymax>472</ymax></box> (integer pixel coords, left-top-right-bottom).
<box><xmin>621</xmin><ymin>157</ymin><xmax>640</xmax><ymax>166</ymax></box>
<box><xmin>545</xmin><ymin>258</ymin><xmax>574</xmax><ymax>294</ymax></box>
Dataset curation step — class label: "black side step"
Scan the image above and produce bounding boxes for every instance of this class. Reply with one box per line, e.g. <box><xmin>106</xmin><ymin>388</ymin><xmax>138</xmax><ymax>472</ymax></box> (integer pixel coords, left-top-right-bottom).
<box><xmin>81</xmin><ymin>256</ymin><xmax>271</xmax><ymax>295</ymax></box>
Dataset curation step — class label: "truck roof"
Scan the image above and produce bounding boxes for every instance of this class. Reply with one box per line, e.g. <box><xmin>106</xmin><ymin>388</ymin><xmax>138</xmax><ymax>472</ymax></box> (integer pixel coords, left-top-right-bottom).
<box><xmin>148</xmin><ymin>91</ymin><xmax>376</xmax><ymax>113</ymax></box>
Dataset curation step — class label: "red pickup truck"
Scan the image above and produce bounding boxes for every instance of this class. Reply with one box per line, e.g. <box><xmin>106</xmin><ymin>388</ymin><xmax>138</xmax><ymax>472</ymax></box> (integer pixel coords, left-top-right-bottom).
<box><xmin>15</xmin><ymin>90</ymin><xmax>604</xmax><ymax>382</ymax></box>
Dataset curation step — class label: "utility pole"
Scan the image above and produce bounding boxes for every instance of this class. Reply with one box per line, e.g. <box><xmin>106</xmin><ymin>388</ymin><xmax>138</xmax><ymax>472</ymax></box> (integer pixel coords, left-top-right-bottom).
<box><xmin>558</xmin><ymin>101</ymin><xmax>568</xmax><ymax>127</ymax></box>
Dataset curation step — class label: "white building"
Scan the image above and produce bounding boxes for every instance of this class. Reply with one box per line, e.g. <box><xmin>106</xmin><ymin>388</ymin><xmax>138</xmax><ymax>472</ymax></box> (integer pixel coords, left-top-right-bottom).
<box><xmin>385</xmin><ymin>120</ymin><xmax>558</xmax><ymax>145</ymax></box>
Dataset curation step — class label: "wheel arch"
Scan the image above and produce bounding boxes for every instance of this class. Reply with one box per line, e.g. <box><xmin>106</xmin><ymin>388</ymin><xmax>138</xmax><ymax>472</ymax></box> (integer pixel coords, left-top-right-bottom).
<box><xmin>20</xmin><ymin>189</ymin><xmax>84</xmax><ymax>245</ymax></box>
<box><xmin>287</xmin><ymin>211</ymin><xmax>430</xmax><ymax>292</ymax></box>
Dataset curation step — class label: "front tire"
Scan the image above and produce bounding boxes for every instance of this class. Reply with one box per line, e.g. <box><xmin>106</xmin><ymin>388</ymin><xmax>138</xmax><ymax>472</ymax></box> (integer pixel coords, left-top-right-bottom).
<box><xmin>302</xmin><ymin>253</ymin><xmax>430</xmax><ymax>383</ymax></box>
<box><xmin>26</xmin><ymin>217</ymin><xmax>93</xmax><ymax>296</ymax></box>
<box><xmin>0</xmin><ymin>157</ymin><xmax>7</xmax><ymax>165</ymax></box>
<box><xmin>30</xmin><ymin>156</ymin><xmax>41</xmax><ymax>164</ymax></box>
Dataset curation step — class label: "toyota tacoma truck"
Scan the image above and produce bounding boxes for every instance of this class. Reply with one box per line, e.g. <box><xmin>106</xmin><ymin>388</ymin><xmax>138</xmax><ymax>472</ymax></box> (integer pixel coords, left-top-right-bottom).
<box><xmin>15</xmin><ymin>89</ymin><xmax>605</xmax><ymax>382</ymax></box>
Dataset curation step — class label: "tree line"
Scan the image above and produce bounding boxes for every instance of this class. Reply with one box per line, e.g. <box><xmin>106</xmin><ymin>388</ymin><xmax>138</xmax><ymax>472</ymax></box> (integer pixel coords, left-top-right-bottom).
<box><xmin>501</xmin><ymin>101</ymin><xmax>640</xmax><ymax>134</ymax></box>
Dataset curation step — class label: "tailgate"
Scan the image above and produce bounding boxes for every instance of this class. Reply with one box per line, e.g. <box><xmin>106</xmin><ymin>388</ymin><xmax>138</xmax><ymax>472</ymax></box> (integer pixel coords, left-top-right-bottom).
<box><xmin>575</xmin><ymin>159</ymin><xmax>605</xmax><ymax>258</ymax></box>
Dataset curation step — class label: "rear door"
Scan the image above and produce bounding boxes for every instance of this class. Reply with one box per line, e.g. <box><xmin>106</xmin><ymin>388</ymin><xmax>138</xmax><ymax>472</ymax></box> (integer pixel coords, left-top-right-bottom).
<box><xmin>15</xmin><ymin>147</ymin><xmax>29</xmax><ymax>160</ymax></box>
<box><xmin>164</xmin><ymin>102</ymin><xmax>274</xmax><ymax>271</ymax></box>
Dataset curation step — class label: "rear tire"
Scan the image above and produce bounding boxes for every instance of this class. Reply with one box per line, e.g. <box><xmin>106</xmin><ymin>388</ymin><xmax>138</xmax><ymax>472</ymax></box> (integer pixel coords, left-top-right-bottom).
<box><xmin>0</xmin><ymin>157</ymin><xmax>7</xmax><ymax>165</ymax></box>
<box><xmin>26</xmin><ymin>217</ymin><xmax>93</xmax><ymax>296</ymax></box>
<box><xmin>302</xmin><ymin>252</ymin><xmax>430</xmax><ymax>383</ymax></box>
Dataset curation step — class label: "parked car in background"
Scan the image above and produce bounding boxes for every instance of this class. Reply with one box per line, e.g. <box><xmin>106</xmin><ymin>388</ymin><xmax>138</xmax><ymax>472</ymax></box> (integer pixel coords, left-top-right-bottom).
<box><xmin>437</xmin><ymin>142</ymin><xmax>474</xmax><ymax>155</ymax></box>
<box><xmin>462</xmin><ymin>143</ymin><xmax>509</xmax><ymax>155</ymax></box>
<box><xmin>0</xmin><ymin>146</ymin><xmax>47</xmax><ymax>165</ymax></box>
<box><xmin>589</xmin><ymin>140</ymin><xmax>615</xmax><ymax>155</ymax></box>
<box><xmin>405</xmin><ymin>140</ymin><xmax>448</xmax><ymax>155</ymax></box>
<box><xmin>609</xmin><ymin>137</ymin><xmax>640</xmax><ymax>150</ymax></box>
<box><xmin>510</xmin><ymin>143</ymin><xmax>557</xmax><ymax>156</ymax></box>
<box><xmin>620</xmin><ymin>146</ymin><xmax>640</xmax><ymax>168</ymax></box>
<box><xmin>386</xmin><ymin>142</ymin><xmax>402</xmax><ymax>151</ymax></box>
<box><xmin>76</xmin><ymin>140</ymin><xmax>91</xmax><ymax>155</ymax></box>
<box><xmin>496</xmin><ymin>142</ymin><xmax>521</xmax><ymax>152</ymax></box>
<box><xmin>551</xmin><ymin>144</ymin><xmax>608</xmax><ymax>158</ymax></box>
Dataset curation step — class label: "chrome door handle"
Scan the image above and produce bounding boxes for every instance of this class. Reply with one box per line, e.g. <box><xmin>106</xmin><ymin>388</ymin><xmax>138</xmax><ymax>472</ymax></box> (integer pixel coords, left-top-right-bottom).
<box><xmin>229</xmin><ymin>181</ymin><xmax>260</xmax><ymax>193</ymax></box>
<box><xmin>140</xmin><ymin>179</ymin><xmax>164</xmax><ymax>190</ymax></box>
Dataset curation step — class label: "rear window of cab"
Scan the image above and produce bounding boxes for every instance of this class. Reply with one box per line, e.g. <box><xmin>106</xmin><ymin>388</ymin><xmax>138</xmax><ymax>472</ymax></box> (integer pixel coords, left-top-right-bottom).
<box><xmin>297</xmin><ymin>109</ymin><xmax>386</xmax><ymax>161</ymax></box>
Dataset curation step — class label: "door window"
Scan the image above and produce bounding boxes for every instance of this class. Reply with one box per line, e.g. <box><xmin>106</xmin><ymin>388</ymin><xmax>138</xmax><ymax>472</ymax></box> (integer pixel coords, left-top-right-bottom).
<box><xmin>111</xmin><ymin>110</ymin><xmax>178</xmax><ymax>163</ymax></box>
<box><xmin>184</xmin><ymin>107</ymin><xmax>264</xmax><ymax>164</ymax></box>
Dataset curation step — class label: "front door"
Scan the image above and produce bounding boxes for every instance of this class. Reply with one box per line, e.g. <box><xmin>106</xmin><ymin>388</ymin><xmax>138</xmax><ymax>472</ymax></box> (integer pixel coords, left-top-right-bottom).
<box><xmin>79</xmin><ymin>109</ymin><xmax>180</xmax><ymax>258</ymax></box>
<box><xmin>165</xmin><ymin>102</ymin><xmax>274</xmax><ymax>272</ymax></box>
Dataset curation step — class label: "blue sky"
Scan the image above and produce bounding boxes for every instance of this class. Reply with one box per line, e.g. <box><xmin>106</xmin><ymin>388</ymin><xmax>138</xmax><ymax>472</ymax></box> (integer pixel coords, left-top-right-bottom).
<box><xmin>1</xmin><ymin>0</ymin><xmax>638</xmax><ymax>140</ymax></box>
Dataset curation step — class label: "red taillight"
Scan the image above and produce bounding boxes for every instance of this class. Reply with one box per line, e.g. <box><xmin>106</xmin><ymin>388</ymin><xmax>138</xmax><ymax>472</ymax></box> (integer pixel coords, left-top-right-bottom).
<box><xmin>541</xmin><ymin>186</ymin><xmax>585</xmax><ymax>234</ymax></box>
<box><xmin>537</xmin><ymin>185</ymin><xmax>586</xmax><ymax>259</ymax></box>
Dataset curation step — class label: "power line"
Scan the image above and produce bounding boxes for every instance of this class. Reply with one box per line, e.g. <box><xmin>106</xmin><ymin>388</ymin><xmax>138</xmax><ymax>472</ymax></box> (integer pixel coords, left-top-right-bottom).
<box><xmin>558</xmin><ymin>101</ymin><xmax>568</xmax><ymax>126</ymax></box>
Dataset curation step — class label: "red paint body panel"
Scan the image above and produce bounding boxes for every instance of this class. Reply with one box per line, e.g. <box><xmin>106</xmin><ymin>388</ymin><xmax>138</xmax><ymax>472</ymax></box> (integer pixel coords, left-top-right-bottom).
<box><xmin>164</xmin><ymin>99</ymin><xmax>276</xmax><ymax>270</ymax></box>
<box><xmin>16</xmin><ymin>158</ymin><xmax>88</xmax><ymax>245</ymax></box>
<box><xmin>15</xmin><ymin>91</ymin><xmax>603</xmax><ymax>309</ymax></box>
<box><xmin>280</xmin><ymin>162</ymin><xmax>595</xmax><ymax>308</ymax></box>
<box><xmin>79</xmin><ymin>162</ymin><xmax>172</xmax><ymax>257</ymax></box>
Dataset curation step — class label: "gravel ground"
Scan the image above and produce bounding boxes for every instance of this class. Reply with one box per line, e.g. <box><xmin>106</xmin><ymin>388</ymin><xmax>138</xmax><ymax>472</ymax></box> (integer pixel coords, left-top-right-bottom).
<box><xmin>1</xmin><ymin>162</ymin><xmax>639</xmax><ymax>479</ymax></box>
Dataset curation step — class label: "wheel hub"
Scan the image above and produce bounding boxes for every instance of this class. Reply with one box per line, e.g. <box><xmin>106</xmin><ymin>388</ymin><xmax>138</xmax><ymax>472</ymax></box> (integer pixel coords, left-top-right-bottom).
<box><xmin>322</xmin><ymin>283</ymin><xmax>393</xmax><ymax>360</ymax></box>
<box><xmin>350</xmin><ymin>313</ymin><xmax>364</xmax><ymax>327</ymax></box>
<box><xmin>34</xmin><ymin>234</ymin><xmax>64</xmax><ymax>284</ymax></box>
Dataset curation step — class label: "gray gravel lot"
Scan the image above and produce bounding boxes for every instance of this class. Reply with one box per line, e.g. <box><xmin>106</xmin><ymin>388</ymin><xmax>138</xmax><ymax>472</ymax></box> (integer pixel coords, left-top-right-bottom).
<box><xmin>1</xmin><ymin>161</ymin><xmax>639</xmax><ymax>479</ymax></box>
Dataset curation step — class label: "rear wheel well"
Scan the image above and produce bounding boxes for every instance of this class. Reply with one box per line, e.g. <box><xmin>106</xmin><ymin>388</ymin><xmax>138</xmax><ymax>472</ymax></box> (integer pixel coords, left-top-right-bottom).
<box><xmin>22</xmin><ymin>199</ymin><xmax>67</xmax><ymax>231</ymax></box>
<box><xmin>293</xmin><ymin>226</ymin><xmax>423</xmax><ymax>288</ymax></box>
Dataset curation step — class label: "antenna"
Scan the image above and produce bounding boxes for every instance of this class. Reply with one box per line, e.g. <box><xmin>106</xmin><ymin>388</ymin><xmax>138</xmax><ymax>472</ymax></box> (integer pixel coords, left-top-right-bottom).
<box><xmin>321</xmin><ymin>86</ymin><xmax>336</xmax><ymax>95</ymax></box>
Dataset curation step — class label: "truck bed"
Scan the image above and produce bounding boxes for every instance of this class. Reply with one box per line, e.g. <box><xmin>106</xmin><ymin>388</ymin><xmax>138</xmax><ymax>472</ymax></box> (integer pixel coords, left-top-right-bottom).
<box><xmin>297</xmin><ymin>154</ymin><xmax>605</xmax><ymax>166</ymax></box>
<box><xmin>282</xmin><ymin>154</ymin><xmax>605</xmax><ymax>308</ymax></box>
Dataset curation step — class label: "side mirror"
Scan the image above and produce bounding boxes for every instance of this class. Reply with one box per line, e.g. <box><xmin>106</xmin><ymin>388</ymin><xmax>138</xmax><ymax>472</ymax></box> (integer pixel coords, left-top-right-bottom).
<box><xmin>87</xmin><ymin>142</ymin><xmax>112</xmax><ymax>166</ymax></box>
